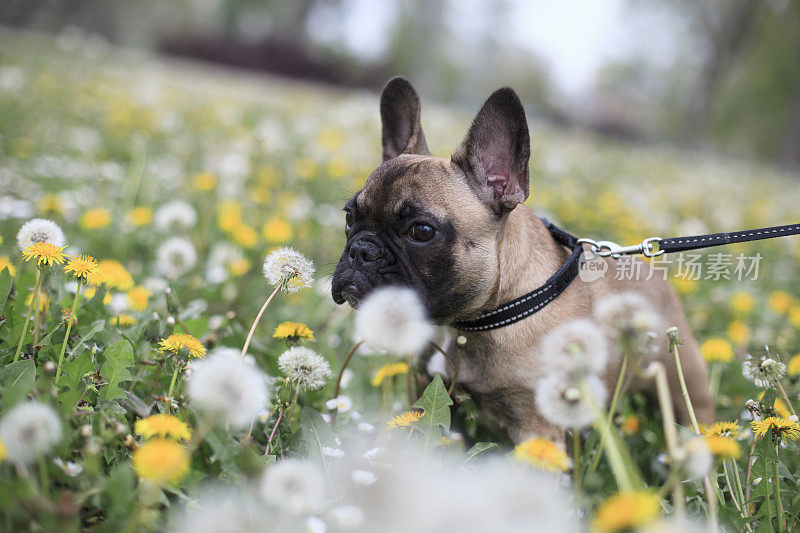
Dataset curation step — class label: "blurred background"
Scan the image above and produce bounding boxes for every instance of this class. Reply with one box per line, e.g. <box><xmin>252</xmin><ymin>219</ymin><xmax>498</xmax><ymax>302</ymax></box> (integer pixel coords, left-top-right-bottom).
<box><xmin>2</xmin><ymin>0</ymin><xmax>800</xmax><ymax>169</ymax></box>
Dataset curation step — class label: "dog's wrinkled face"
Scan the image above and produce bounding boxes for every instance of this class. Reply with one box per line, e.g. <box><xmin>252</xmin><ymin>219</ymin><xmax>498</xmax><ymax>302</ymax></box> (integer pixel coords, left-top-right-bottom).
<box><xmin>331</xmin><ymin>77</ymin><xmax>531</xmax><ymax>323</ymax></box>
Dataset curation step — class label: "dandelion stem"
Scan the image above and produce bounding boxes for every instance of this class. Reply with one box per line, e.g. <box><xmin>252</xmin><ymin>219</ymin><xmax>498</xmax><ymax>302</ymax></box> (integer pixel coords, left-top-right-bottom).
<box><xmin>773</xmin><ymin>381</ymin><xmax>797</xmax><ymax>417</ymax></box>
<box><xmin>33</xmin><ymin>275</ymin><xmax>42</xmax><ymax>350</ymax></box>
<box><xmin>55</xmin><ymin>280</ymin><xmax>83</xmax><ymax>385</ymax></box>
<box><xmin>723</xmin><ymin>460</ymin><xmax>753</xmax><ymax>531</ymax></box>
<box><xmin>447</xmin><ymin>344</ymin><xmax>462</xmax><ymax>396</ymax></box>
<box><xmin>580</xmin><ymin>380</ymin><xmax>634</xmax><ymax>492</ymax></box>
<box><xmin>586</xmin><ymin>349</ymin><xmax>630</xmax><ymax>478</ymax></box>
<box><xmin>266</xmin><ymin>410</ymin><xmax>284</xmax><ymax>455</ymax></box>
<box><xmin>572</xmin><ymin>430</ymin><xmax>582</xmax><ymax>497</ymax></box>
<box><xmin>774</xmin><ymin>445</ymin><xmax>786</xmax><ymax>533</ymax></box>
<box><xmin>13</xmin><ymin>270</ymin><xmax>43</xmax><ymax>362</ymax></box>
<box><xmin>668</xmin><ymin>327</ymin><xmax>700</xmax><ymax>434</ymax></box>
<box><xmin>703</xmin><ymin>474</ymin><xmax>719</xmax><ymax>532</ymax></box>
<box><xmin>240</xmin><ymin>283</ymin><xmax>282</xmax><ymax>362</ymax></box>
<box><xmin>405</xmin><ymin>355</ymin><xmax>415</xmax><ymax>407</ymax></box>
<box><xmin>709</xmin><ymin>363</ymin><xmax>721</xmax><ymax>399</ymax></box>
<box><xmin>731</xmin><ymin>457</ymin><xmax>748</xmax><ymax>517</ymax></box>
<box><xmin>332</xmin><ymin>341</ymin><xmax>362</xmax><ymax>401</ymax></box>
<box><xmin>166</xmin><ymin>360</ymin><xmax>183</xmax><ymax>402</ymax></box>
<box><xmin>642</xmin><ymin>362</ymin><xmax>685</xmax><ymax>517</ymax></box>
<box><xmin>428</xmin><ymin>341</ymin><xmax>456</xmax><ymax>369</ymax></box>
<box><xmin>37</xmin><ymin>453</ymin><xmax>49</xmax><ymax>499</ymax></box>
<box><xmin>285</xmin><ymin>388</ymin><xmax>301</xmax><ymax>426</ymax></box>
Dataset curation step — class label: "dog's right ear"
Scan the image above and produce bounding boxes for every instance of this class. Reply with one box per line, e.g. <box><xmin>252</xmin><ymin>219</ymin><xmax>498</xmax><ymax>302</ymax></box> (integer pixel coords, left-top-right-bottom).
<box><xmin>380</xmin><ymin>77</ymin><xmax>430</xmax><ymax>162</ymax></box>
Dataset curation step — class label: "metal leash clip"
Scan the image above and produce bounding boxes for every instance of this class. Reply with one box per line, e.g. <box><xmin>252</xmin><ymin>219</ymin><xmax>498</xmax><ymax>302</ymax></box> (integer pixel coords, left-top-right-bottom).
<box><xmin>577</xmin><ymin>236</ymin><xmax>663</xmax><ymax>259</ymax></box>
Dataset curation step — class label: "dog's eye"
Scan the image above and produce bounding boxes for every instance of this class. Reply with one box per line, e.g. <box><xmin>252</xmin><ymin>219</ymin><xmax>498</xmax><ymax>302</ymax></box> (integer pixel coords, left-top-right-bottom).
<box><xmin>345</xmin><ymin>210</ymin><xmax>353</xmax><ymax>233</ymax></box>
<box><xmin>408</xmin><ymin>223</ymin><xmax>435</xmax><ymax>242</ymax></box>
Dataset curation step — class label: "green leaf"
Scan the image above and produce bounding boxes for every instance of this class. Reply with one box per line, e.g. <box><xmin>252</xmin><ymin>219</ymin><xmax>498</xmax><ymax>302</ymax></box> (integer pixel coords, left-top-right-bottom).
<box><xmin>0</xmin><ymin>267</ymin><xmax>12</xmax><ymax>311</ymax></box>
<box><xmin>98</xmin><ymin>339</ymin><xmax>134</xmax><ymax>400</ymax></box>
<box><xmin>299</xmin><ymin>406</ymin><xmax>336</xmax><ymax>463</ymax></box>
<box><xmin>99</xmin><ymin>464</ymin><xmax>136</xmax><ymax>533</ymax></box>
<box><xmin>411</xmin><ymin>374</ymin><xmax>453</xmax><ymax>446</ymax></box>
<box><xmin>465</xmin><ymin>442</ymin><xmax>498</xmax><ymax>463</ymax></box>
<box><xmin>0</xmin><ymin>359</ymin><xmax>36</xmax><ymax>400</ymax></box>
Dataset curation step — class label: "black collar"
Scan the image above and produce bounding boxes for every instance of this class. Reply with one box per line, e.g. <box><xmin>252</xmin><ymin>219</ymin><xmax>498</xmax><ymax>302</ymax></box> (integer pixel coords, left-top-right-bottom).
<box><xmin>452</xmin><ymin>218</ymin><xmax>583</xmax><ymax>332</ymax></box>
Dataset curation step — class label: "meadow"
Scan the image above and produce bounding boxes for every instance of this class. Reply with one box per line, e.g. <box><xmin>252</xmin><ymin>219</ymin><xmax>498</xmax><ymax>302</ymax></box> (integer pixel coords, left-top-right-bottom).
<box><xmin>1</xmin><ymin>30</ymin><xmax>800</xmax><ymax>532</ymax></box>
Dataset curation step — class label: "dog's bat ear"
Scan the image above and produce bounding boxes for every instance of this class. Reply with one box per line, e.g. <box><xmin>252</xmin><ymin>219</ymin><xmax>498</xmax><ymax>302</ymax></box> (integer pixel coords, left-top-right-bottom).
<box><xmin>452</xmin><ymin>87</ymin><xmax>530</xmax><ymax>215</ymax></box>
<box><xmin>380</xmin><ymin>77</ymin><xmax>430</xmax><ymax>162</ymax></box>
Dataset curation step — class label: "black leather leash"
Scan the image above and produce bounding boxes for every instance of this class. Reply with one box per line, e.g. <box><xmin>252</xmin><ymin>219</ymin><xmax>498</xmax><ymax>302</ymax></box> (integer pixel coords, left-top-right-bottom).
<box><xmin>452</xmin><ymin>219</ymin><xmax>800</xmax><ymax>332</ymax></box>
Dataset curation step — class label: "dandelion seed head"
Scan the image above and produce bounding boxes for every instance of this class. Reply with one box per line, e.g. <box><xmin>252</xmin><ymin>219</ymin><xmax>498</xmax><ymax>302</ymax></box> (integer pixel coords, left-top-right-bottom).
<box><xmin>262</xmin><ymin>247</ymin><xmax>314</xmax><ymax>292</ymax></box>
<box><xmin>187</xmin><ymin>353</ymin><xmax>268</xmax><ymax>428</ymax></box>
<box><xmin>354</xmin><ymin>287</ymin><xmax>434</xmax><ymax>356</ymax></box>
<box><xmin>535</xmin><ymin>374</ymin><xmax>607</xmax><ymax>429</ymax></box>
<box><xmin>156</xmin><ymin>237</ymin><xmax>197</xmax><ymax>280</ymax></box>
<box><xmin>0</xmin><ymin>401</ymin><xmax>62</xmax><ymax>464</ymax></box>
<box><xmin>539</xmin><ymin>319</ymin><xmax>608</xmax><ymax>377</ymax></box>
<box><xmin>154</xmin><ymin>200</ymin><xmax>197</xmax><ymax>231</ymax></box>
<box><xmin>260</xmin><ymin>459</ymin><xmax>325</xmax><ymax>515</ymax></box>
<box><xmin>278</xmin><ymin>347</ymin><xmax>332</xmax><ymax>391</ymax></box>
<box><xmin>16</xmin><ymin>218</ymin><xmax>65</xmax><ymax>250</ymax></box>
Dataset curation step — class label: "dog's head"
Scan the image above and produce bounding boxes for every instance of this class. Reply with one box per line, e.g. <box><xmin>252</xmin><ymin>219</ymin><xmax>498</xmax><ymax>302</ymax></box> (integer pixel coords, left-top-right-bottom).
<box><xmin>331</xmin><ymin>77</ymin><xmax>531</xmax><ymax>323</ymax></box>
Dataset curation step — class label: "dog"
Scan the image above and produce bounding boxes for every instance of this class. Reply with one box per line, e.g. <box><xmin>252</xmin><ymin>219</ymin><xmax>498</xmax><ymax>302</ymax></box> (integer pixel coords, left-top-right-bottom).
<box><xmin>331</xmin><ymin>77</ymin><xmax>714</xmax><ymax>443</ymax></box>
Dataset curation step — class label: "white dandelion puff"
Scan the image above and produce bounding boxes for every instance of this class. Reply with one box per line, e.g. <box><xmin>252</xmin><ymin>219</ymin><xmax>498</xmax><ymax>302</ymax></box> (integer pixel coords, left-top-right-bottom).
<box><xmin>187</xmin><ymin>354</ymin><xmax>268</xmax><ymax>428</ymax></box>
<box><xmin>683</xmin><ymin>437</ymin><xmax>713</xmax><ymax>480</ymax></box>
<box><xmin>172</xmin><ymin>486</ymin><xmax>264</xmax><ymax>533</ymax></box>
<box><xmin>362</xmin><ymin>447</ymin><xmax>384</xmax><ymax>460</ymax></box>
<box><xmin>278</xmin><ymin>347</ymin><xmax>332</xmax><ymax>392</ymax></box>
<box><xmin>0</xmin><ymin>401</ymin><xmax>62</xmax><ymax>464</ymax></box>
<box><xmin>594</xmin><ymin>292</ymin><xmax>661</xmax><ymax>351</ymax></box>
<box><xmin>262</xmin><ymin>247</ymin><xmax>314</xmax><ymax>293</ymax></box>
<box><xmin>358</xmin><ymin>422</ymin><xmax>375</xmax><ymax>433</ymax></box>
<box><xmin>328</xmin><ymin>505</ymin><xmax>365</xmax><ymax>528</ymax></box>
<box><xmin>535</xmin><ymin>374</ymin><xmax>607</xmax><ymax>429</ymax></box>
<box><xmin>354</xmin><ymin>286</ymin><xmax>434</xmax><ymax>356</ymax></box>
<box><xmin>539</xmin><ymin>318</ymin><xmax>608</xmax><ymax>377</ymax></box>
<box><xmin>16</xmin><ymin>218</ymin><xmax>65</xmax><ymax>250</ymax></box>
<box><xmin>154</xmin><ymin>200</ymin><xmax>197</xmax><ymax>232</ymax></box>
<box><xmin>742</xmin><ymin>349</ymin><xmax>786</xmax><ymax>388</ymax></box>
<box><xmin>321</xmin><ymin>446</ymin><xmax>345</xmax><ymax>458</ymax></box>
<box><xmin>325</xmin><ymin>395</ymin><xmax>353</xmax><ymax>413</ymax></box>
<box><xmin>351</xmin><ymin>469</ymin><xmax>378</xmax><ymax>486</ymax></box>
<box><xmin>156</xmin><ymin>237</ymin><xmax>197</xmax><ymax>279</ymax></box>
<box><xmin>260</xmin><ymin>459</ymin><xmax>325</xmax><ymax>515</ymax></box>
<box><xmin>305</xmin><ymin>517</ymin><xmax>327</xmax><ymax>533</ymax></box>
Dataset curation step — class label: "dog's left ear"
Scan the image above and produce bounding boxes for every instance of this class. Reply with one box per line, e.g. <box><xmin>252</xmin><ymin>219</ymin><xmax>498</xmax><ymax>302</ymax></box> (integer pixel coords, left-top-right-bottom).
<box><xmin>452</xmin><ymin>87</ymin><xmax>530</xmax><ymax>215</ymax></box>
<box><xmin>380</xmin><ymin>77</ymin><xmax>431</xmax><ymax>162</ymax></box>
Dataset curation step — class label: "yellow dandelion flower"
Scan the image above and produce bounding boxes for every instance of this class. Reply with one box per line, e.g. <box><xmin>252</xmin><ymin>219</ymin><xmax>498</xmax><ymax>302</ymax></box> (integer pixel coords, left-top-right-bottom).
<box><xmin>672</xmin><ymin>277</ymin><xmax>698</xmax><ymax>296</ymax></box>
<box><xmin>273</xmin><ymin>321</ymin><xmax>314</xmax><ymax>342</ymax></box>
<box><xmin>135</xmin><ymin>414</ymin><xmax>191</xmax><ymax>442</ymax></box>
<box><xmin>88</xmin><ymin>259</ymin><xmax>133</xmax><ymax>291</ymax></box>
<box><xmin>704</xmin><ymin>436</ymin><xmax>741</xmax><ymax>460</ymax></box>
<box><xmin>768</xmin><ymin>291</ymin><xmax>793</xmax><ymax>314</ymax></box>
<box><xmin>700</xmin><ymin>338</ymin><xmax>734</xmax><ymax>363</ymax></box>
<box><xmin>191</xmin><ymin>171</ymin><xmax>217</xmax><ymax>191</ymax></box>
<box><xmin>112</xmin><ymin>314</ymin><xmax>136</xmax><ymax>326</ymax></box>
<box><xmin>262</xmin><ymin>218</ymin><xmax>292</xmax><ymax>243</ymax></box>
<box><xmin>294</xmin><ymin>157</ymin><xmax>317</xmax><ymax>180</ymax></box>
<box><xmin>751</xmin><ymin>417</ymin><xmax>800</xmax><ymax>443</ymax></box>
<box><xmin>0</xmin><ymin>256</ymin><xmax>16</xmax><ymax>277</ymax></box>
<box><xmin>26</xmin><ymin>292</ymin><xmax>50</xmax><ymax>312</ymax></box>
<box><xmin>126</xmin><ymin>286</ymin><xmax>152</xmax><ymax>312</ymax></box>
<box><xmin>789</xmin><ymin>306</ymin><xmax>800</xmax><ymax>329</ymax></box>
<box><xmin>64</xmin><ymin>254</ymin><xmax>98</xmax><ymax>281</ymax></box>
<box><xmin>217</xmin><ymin>200</ymin><xmax>242</xmax><ymax>233</ymax></box>
<box><xmin>620</xmin><ymin>415</ymin><xmax>640</xmax><ymax>436</ymax></box>
<box><xmin>158</xmin><ymin>333</ymin><xmax>206</xmax><ymax>359</ymax></box>
<box><xmin>372</xmin><ymin>362</ymin><xmax>409</xmax><ymax>388</ymax></box>
<box><xmin>132</xmin><ymin>438</ymin><xmax>190</xmax><ymax>484</ymax></box>
<box><xmin>0</xmin><ymin>439</ymin><xmax>6</xmax><ymax>461</ymax></box>
<box><xmin>227</xmin><ymin>258</ymin><xmax>249</xmax><ymax>277</ymax></box>
<box><xmin>703</xmin><ymin>421</ymin><xmax>741</xmax><ymax>438</ymax></box>
<box><xmin>513</xmin><ymin>437</ymin><xmax>571</xmax><ymax>472</ymax></box>
<box><xmin>127</xmin><ymin>206</ymin><xmax>153</xmax><ymax>227</ymax></box>
<box><xmin>37</xmin><ymin>194</ymin><xmax>64</xmax><ymax>216</ymax></box>
<box><xmin>727</xmin><ymin>320</ymin><xmax>750</xmax><ymax>346</ymax></box>
<box><xmin>788</xmin><ymin>355</ymin><xmax>800</xmax><ymax>376</ymax></box>
<box><xmin>385</xmin><ymin>410</ymin><xmax>423</xmax><ymax>430</ymax></box>
<box><xmin>232</xmin><ymin>225</ymin><xmax>258</xmax><ymax>249</ymax></box>
<box><xmin>79</xmin><ymin>208</ymin><xmax>112</xmax><ymax>230</ymax></box>
<box><xmin>729</xmin><ymin>292</ymin><xmax>755</xmax><ymax>315</ymax></box>
<box><xmin>21</xmin><ymin>242</ymin><xmax>66</xmax><ymax>267</ymax></box>
<box><xmin>759</xmin><ymin>391</ymin><xmax>792</xmax><ymax>418</ymax></box>
<box><xmin>592</xmin><ymin>491</ymin><xmax>661</xmax><ymax>533</ymax></box>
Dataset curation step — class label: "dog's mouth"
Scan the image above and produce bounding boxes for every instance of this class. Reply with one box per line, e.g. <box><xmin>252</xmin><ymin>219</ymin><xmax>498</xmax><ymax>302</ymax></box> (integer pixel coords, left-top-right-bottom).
<box><xmin>340</xmin><ymin>285</ymin><xmax>362</xmax><ymax>308</ymax></box>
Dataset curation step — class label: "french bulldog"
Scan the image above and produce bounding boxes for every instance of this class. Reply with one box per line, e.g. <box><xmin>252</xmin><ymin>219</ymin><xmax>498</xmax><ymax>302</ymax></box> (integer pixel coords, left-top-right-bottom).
<box><xmin>331</xmin><ymin>77</ymin><xmax>714</xmax><ymax>443</ymax></box>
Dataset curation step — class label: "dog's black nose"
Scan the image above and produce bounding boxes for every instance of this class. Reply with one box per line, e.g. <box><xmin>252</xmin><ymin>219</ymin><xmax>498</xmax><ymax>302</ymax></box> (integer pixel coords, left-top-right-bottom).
<box><xmin>348</xmin><ymin>239</ymin><xmax>380</xmax><ymax>263</ymax></box>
